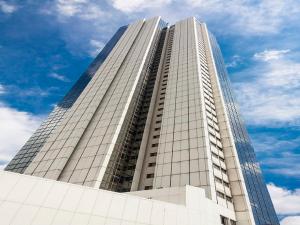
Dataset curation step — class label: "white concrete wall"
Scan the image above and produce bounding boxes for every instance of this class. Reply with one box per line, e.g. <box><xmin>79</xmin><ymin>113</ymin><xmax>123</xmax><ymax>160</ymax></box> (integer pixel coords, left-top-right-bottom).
<box><xmin>0</xmin><ymin>171</ymin><xmax>235</xmax><ymax>225</ymax></box>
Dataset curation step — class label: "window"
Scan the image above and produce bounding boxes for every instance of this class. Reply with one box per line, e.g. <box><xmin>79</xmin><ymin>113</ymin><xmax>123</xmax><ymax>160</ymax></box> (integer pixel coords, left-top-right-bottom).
<box><xmin>215</xmin><ymin>176</ymin><xmax>222</xmax><ymax>184</ymax></box>
<box><xmin>148</xmin><ymin>162</ymin><xmax>156</xmax><ymax>167</ymax></box>
<box><xmin>224</xmin><ymin>181</ymin><xmax>230</xmax><ymax>187</ymax></box>
<box><xmin>230</xmin><ymin>220</ymin><xmax>236</xmax><ymax>225</ymax></box>
<box><xmin>152</xmin><ymin>143</ymin><xmax>158</xmax><ymax>147</ymax></box>
<box><xmin>213</xmin><ymin>163</ymin><xmax>220</xmax><ymax>170</ymax></box>
<box><xmin>226</xmin><ymin>196</ymin><xmax>232</xmax><ymax>202</ymax></box>
<box><xmin>217</xmin><ymin>191</ymin><xmax>225</xmax><ymax>199</ymax></box>
<box><xmin>220</xmin><ymin>216</ymin><xmax>229</xmax><ymax>225</ymax></box>
<box><xmin>145</xmin><ymin>186</ymin><xmax>153</xmax><ymax>190</ymax></box>
<box><xmin>150</xmin><ymin>152</ymin><xmax>157</xmax><ymax>157</ymax></box>
<box><xmin>212</xmin><ymin>152</ymin><xmax>219</xmax><ymax>159</ymax></box>
<box><xmin>153</xmin><ymin>135</ymin><xmax>160</xmax><ymax>139</ymax></box>
<box><xmin>146</xmin><ymin>173</ymin><xmax>154</xmax><ymax>178</ymax></box>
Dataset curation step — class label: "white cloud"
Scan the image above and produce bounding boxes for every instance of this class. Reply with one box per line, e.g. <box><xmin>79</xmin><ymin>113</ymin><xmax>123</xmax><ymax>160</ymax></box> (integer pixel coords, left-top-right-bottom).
<box><xmin>281</xmin><ymin>216</ymin><xmax>300</xmax><ymax>225</ymax></box>
<box><xmin>0</xmin><ymin>102</ymin><xmax>43</xmax><ymax>169</ymax></box>
<box><xmin>56</xmin><ymin>0</ymin><xmax>87</xmax><ymax>17</ymax></box>
<box><xmin>0</xmin><ymin>84</ymin><xmax>6</xmax><ymax>95</ymax></box>
<box><xmin>186</xmin><ymin>0</ymin><xmax>300</xmax><ymax>35</ymax></box>
<box><xmin>110</xmin><ymin>0</ymin><xmax>172</xmax><ymax>13</ymax></box>
<box><xmin>56</xmin><ymin>0</ymin><xmax>105</xmax><ymax>20</ymax></box>
<box><xmin>0</xmin><ymin>0</ymin><xmax>17</xmax><ymax>14</ymax></box>
<box><xmin>253</xmin><ymin>135</ymin><xmax>300</xmax><ymax>153</ymax></box>
<box><xmin>251</xmin><ymin>134</ymin><xmax>300</xmax><ymax>178</ymax></box>
<box><xmin>18</xmin><ymin>87</ymin><xmax>50</xmax><ymax>97</ymax></box>
<box><xmin>38</xmin><ymin>0</ymin><xmax>114</xmax><ymax>57</ymax></box>
<box><xmin>79</xmin><ymin>4</ymin><xmax>105</xmax><ymax>20</ymax></box>
<box><xmin>233</xmin><ymin>55</ymin><xmax>300</xmax><ymax>126</ymax></box>
<box><xmin>226</xmin><ymin>55</ymin><xmax>243</xmax><ymax>68</ymax></box>
<box><xmin>268</xmin><ymin>183</ymin><xmax>300</xmax><ymax>216</ymax></box>
<box><xmin>254</xmin><ymin>49</ymin><xmax>290</xmax><ymax>61</ymax></box>
<box><xmin>37</xmin><ymin>0</ymin><xmax>300</xmax><ymax>59</ymax></box>
<box><xmin>268</xmin><ymin>183</ymin><xmax>300</xmax><ymax>225</ymax></box>
<box><xmin>262</xmin><ymin>154</ymin><xmax>300</xmax><ymax>178</ymax></box>
<box><xmin>89</xmin><ymin>39</ymin><xmax>105</xmax><ymax>57</ymax></box>
<box><xmin>49</xmin><ymin>72</ymin><xmax>70</xmax><ymax>82</ymax></box>
<box><xmin>107</xmin><ymin>0</ymin><xmax>300</xmax><ymax>35</ymax></box>
<box><xmin>2</xmin><ymin>85</ymin><xmax>51</xmax><ymax>97</ymax></box>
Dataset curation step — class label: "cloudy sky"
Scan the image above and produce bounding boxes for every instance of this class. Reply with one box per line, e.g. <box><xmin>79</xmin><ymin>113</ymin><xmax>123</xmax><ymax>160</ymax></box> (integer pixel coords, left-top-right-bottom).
<box><xmin>0</xmin><ymin>0</ymin><xmax>299</xmax><ymax>224</ymax></box>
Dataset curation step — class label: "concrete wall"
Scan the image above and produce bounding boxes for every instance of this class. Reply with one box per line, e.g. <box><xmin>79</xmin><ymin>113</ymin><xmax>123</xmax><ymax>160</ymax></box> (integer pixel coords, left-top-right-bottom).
<box><xmin>0</xmin><ymin>170</ymin><xmax>235</xmax><ymax>225</ymax></box>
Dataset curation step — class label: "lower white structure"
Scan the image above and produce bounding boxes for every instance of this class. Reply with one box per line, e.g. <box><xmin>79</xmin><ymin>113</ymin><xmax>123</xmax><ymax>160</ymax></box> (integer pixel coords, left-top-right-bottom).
<box><xmin>0</xmin><ymin>170</ymin><xmax>236</xmax><ymax>225</ymax></box>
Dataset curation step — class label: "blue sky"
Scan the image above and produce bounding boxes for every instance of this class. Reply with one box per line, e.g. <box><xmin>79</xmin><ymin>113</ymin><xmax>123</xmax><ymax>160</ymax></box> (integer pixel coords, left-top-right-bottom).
<box><xmin>0</xmin><ymin>0</ymin><xmax>299</xmax><ymax>224</ymax></box>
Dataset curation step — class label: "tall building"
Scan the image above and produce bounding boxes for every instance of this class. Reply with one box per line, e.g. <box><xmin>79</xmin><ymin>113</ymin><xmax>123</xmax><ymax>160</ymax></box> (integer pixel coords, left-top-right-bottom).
<box><xmin>4</xmin><ymin>17</ymin><xmax>279</xmax><ymax>225</ymax></box>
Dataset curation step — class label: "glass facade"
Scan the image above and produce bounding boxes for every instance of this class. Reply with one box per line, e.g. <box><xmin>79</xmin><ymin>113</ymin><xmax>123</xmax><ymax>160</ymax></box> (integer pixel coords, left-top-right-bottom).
<box><xmin>208</xmin><ymin>32</ymin><xmax>279</xmax><ymax>225</ymax></box>
<box><xmin>5</xmin><ymin>25</ymin><xmax>128</xmax><ymax>173</ymax></box>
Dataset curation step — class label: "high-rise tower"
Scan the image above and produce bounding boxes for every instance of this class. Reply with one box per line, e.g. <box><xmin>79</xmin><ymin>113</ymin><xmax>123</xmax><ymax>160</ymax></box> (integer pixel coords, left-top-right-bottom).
<box><xmin>4</xmin><ymin>17</ymin><xmax>279</xmax><ymax>225</ymax></box>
